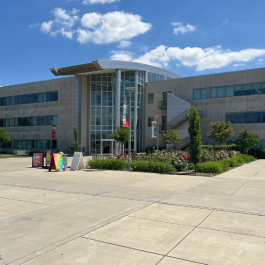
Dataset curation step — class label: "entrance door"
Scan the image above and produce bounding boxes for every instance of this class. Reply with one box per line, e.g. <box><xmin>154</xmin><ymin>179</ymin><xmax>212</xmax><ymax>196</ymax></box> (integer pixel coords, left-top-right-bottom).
<box><xmin>103</xmin><ymin>141</ymin><xmax>112</xmax><ymax>154</ymax></box>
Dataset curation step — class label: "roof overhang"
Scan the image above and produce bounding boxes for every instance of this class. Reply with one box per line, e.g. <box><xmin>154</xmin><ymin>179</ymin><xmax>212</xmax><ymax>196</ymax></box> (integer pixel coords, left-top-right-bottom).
<box><xmin>50</xmin><ymin>60</ymin><xmax>180</xmax><ymax>78</ymax></box>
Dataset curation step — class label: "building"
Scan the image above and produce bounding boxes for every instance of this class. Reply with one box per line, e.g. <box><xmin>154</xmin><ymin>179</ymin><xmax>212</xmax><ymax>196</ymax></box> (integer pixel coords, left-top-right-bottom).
<box><xmin>0</xmin><ymin>60</ymin><xmax>179</xmax><ymax>155</ymax></box>
<box><xmin>1</xmin><ymin>60</ymin><xmax>265</xmax><ymax>154</ymax></box>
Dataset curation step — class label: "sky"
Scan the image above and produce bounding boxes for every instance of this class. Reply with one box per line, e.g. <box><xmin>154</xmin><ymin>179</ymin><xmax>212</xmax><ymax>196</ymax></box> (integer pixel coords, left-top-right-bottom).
<box><xmin>1</xmin><ymin>0</ymin><xmax>265</xmax><ymax>86</ymax></box>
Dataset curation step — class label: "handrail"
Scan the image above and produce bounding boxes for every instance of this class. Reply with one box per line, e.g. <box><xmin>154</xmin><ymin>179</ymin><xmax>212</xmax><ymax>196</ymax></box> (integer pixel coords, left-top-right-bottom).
<box><xmin>158</xmin><ymin>99</ymin><xmax>167</xmax><ymax>108</ymax></box>
<box><xmin>168</xmin><ymin>136</ymin><xmax>190</xmax><ymax>152</ymax></box>
<box><xmin>167</xmin><ymin>109</ymin><xmax>190</xmax><ymax>129</ymax></box>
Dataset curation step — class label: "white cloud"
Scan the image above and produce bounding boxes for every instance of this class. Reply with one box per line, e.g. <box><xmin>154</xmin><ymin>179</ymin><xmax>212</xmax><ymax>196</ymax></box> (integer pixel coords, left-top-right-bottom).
<box><xmin>110</xmin><ymin>50</ymin><xmax>133</xmax><ymax>61</ymax></box>
<box><xmin>233</xmin><ymin>63</ymin><xmax>245</xmax><ymax>67</ymax></box>
<box><xmin>82</xmin><ymin>0</ymin><xmax>119</xmax><ymax>4</ymax></box>
<box><xmin>29</xmin><ymin>23</ymin><xmax>40</xmax><ymax>28</ymax></box>
<box><xmin>77</xmin><ymin>11</ymin><xmax>152</xmax><ymax>44</ymax></box>
<box><xmin>40</xmin><ymin>8</ymin><xmax>79</xmax><ymax>39</ymax></box>
<box><xmin>172</xmin><ymin>22</ymin><xmax>198</xmax><ymax>35</ymax></box>
<box><xmin>140</xmin><ymin>46</ymin><xmax>149</xmax><ymax>52</ymax></box>
<box><xmin>111</xmin><ymin>45</ymin><xmax>265</xmax><ymax>71</ymax></box>
<box><xmin>258</xmin><ymin>58</ymin><xmax>264</xmax><ymax>62</ymax></box>
<box><xmin>118</xmin><ymin>40</ymin><xmax>132</xmax><ymax>48</ymax></box>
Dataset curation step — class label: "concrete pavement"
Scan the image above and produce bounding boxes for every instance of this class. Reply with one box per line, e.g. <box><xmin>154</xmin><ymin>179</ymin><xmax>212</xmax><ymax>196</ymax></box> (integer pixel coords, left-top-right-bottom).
<box><xmin>0</xmin><ymin>157</ymin><xmax>265</xmax><ymax>264</ymax></box>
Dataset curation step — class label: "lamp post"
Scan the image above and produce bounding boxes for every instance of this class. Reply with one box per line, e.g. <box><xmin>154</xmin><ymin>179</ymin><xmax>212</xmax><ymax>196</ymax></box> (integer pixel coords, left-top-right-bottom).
<box><xmin>155</xmin><ymin>115</ymin><xmax>160</xmax><ymax>151</ymax></box>
<box><xmin>125</xmin><ymin>87</ymin><xmax>135</xmax><ymax>165</ymax></box>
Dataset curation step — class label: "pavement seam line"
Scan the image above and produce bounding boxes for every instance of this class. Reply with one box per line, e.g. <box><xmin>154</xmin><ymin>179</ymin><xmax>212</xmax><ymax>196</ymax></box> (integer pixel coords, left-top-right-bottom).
<box><xmin>230</xmin><ymin>180</ymin><xmax>249</xmax><ymax>197</ymax></box>
<box><xmin>163</xmin><ymin>210</ymin><xmax>214</xmax><ymax>258</ymax></box>
<box><xmin>0</xmin><ymin>196</ymin><xmax>51</xmax><ymax>206</ymax></box>
<box><xmin>128</xmin><ymin>216</ymin><xmax>196</xmax><ymax>228</ymax></box>
<box><xmin>8</xmin><ymin>201</ymin><xmax>153</xmax><ymax>265</ymax></box>
<box><xmin>156</xmin><ymin>201</ymin><xmax>265</xmax><ymax>217</ymax></box>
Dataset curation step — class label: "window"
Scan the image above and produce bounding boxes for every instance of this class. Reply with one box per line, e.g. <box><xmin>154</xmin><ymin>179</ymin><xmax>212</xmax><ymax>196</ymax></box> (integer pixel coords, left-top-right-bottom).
<box><xmin>38</xmin><ymin>94</ymin><xmax>43</xmax><ymax>103</ymax></box>
<box><xmin>52</xmin><ymin>140</ymin><xmax>57</xmax><ymax>149</ymax></box>
<box><xmin>148</xmin><ymin>117</ymin><xmax>153</xmax><ymax>127</ymax></box>
<box><xmin>193</xmin><ymin>90</ymin><xmax>201</xmax><ymax>100</ymax></box>
<box><xmin>234</xmin><ymin>113</ymin><xmax>242</xmax><ymax>124</ymax></box>
<box><xmin>15</xmin><ymin>96</ymin><xmax>19</xmax><ymax>105</ymax></box>
<box><xmin>234</xmin><ymin>85</ymin><xmax>242</xmax><ymax>96</ymax></box>
<box><xmin>211</xmin><ymin>88</ymin><xmax>217</xmax><ymax>98</ymax></box>
<box><xmin>243</xmin><ymin>84</ymin><xmax>252</xmax><ymax>96</ymax></box>
<box><xmin>252</xmin><ymin>112</ymin><xmax>261</xmax><ymax>123</ymax></box>
<box><xmin>243</xmin><ymin>113</ymin><xmax>252</xmax><ymax>123</ymax></box>
<box><xmin>28</xmin><ymin>95</ymin><xmax>33</xmax><ymax>103</ymax></box>
<box><xmin>252</xmin><ymin>83</ymin><xmax>262</xmax><ymax>95</ymax></box>
<box><xmin>262</xmin><ymin>112</ymin><xmax>265</xmax><ymax>123</ymax></box>
<box><xmin>53</xmin><ymin>116</ymin><xmax>58</xmax><ymax>125</ymax></box>
<box><xmin>262</xmin><ymin>83</ymin><xmax>265</xmax><ymax>94</ymax></box>
<box><xmin>33</xmin><ymin>94</ymin><xmax>38</xmax><ymax>103</ymax></box>
<box><xmin>148</xmin><ymin>93</ymin><xmax>154</xmax><ymax>104</ymax></box>
<box><xmin>226</xmin><ymin>113</ymin><xmax>234</xmax><ymax>124</ymax></box>
<box><xmin>52</xmin><ymin>91</ymin><xmax>58</xmax><ymax>101</ymax></box>
<box><xmin>201</xmin><ymin>89</ymin><xmax>207</xmax><ymax>99</ymax></box>
<box><xmin>226</xmin><ymin>86</ymin><xmax>234</xmax><ymax>97</ymax></box>
<box><xmin>43</xmin><ymin>93</ymin><xmax>47</xmax><ymax>102</ymax></box>
<box><xmin>217</xmin><ymin>87</ymin><xmax>225</xmax><ymax>97</ymax></box>
<box><xmin>23</xmin><ymin>95</ymin><xmax>28</xmax><ymax>104</ymax></box>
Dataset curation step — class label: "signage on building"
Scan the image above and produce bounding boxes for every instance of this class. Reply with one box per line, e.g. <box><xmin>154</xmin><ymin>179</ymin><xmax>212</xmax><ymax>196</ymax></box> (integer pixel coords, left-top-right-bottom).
<box><xmin>123</xmin><ymin>96</ymin><xmax>129</xmax><ymax>127</ymax></box>
<box><xmin>152</xmin><ymin>121</ymin><xmax>157</xmax><ymax>138</ymax></box>
<box><xmin>52</xmin><ymin>125</ymin><xmax>56</xmax><ymax>139</ymax></box>
<box><xmin>70</xmin><ymin>152</ymin><xmax>85</xmax><ymax>171</ymax></box>
<box><xmin>32</xmin><ymin>153</ymin><xmax>44</xmax><ymax>167</ymax></box>
<box><xmin>49</xmin><ymin>153</ymin><xmax>65</xmax><ymax>172</ymax></box>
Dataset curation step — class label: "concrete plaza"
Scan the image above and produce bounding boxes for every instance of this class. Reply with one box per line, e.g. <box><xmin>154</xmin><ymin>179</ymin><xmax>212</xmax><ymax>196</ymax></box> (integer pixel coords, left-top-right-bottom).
<box><xmin>1</xmin><ymin>157</ymin><xmax>265</xmax><ymax>264</ymax></box>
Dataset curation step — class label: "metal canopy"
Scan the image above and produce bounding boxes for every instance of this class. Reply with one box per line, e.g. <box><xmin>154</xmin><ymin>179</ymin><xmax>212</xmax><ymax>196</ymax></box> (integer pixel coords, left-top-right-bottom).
<box><xmin>50</xmin><ymin>60</ymin><xmax>181</xmax><ymax>78</ymax></box>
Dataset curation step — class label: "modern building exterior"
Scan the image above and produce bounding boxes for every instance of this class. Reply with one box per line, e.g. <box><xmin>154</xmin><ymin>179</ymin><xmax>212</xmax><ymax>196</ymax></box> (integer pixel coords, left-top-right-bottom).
<box><xmin>1</xmin><ymin>60</ymin><xmax>265</xmax><ymax>155</ymax></box>
<box><xmin>0</xmin><ymin>60</ymin><xmax>179</xmax><ymax>155</ymax></box>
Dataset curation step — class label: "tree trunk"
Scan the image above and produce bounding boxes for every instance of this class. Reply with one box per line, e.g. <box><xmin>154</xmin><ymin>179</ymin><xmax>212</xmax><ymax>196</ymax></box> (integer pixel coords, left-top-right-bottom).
<box><xmin>195</xmin><ymin>164</ymin><xmax>197</xmax><ymax>175</ymax></box>
<box><xmin>225</xmin><ymin>144</ymin><xmax>227</xmax><ymax>162</ymax></box>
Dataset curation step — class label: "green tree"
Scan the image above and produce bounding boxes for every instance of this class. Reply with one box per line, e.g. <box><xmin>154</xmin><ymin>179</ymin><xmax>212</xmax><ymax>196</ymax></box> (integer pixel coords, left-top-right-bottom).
<box><xmin>161</xmin><ymin>129</ymin><xmax>181</xmax><ymax>149</ymax></box>
<box><xmin>188</xmin><ymin>106</ymin><xmax>202</xmax><ymax>174</ymax></box>
<box><xmin>109</xmin><ymin>126</ymin><xmax>129</xmax><ymax>155</ymax></box>
<box><xmin>71</xmin><ymin>126</ymin><xmax>81</xmax><ymax>153</ymax></box>
<box><xmin>0</xmin><ymin>128</ymin><xmax>11</xmax><ymax>151</ymax></box>
<box><xmin>207</xmin><ymin>121</ymin><xmax>235</xmax><ymax>161</ymax></box>
<box><xmin>235</xmin><ymin>126</ymin><xmax>259</xmax><ymax>154</ymax></box>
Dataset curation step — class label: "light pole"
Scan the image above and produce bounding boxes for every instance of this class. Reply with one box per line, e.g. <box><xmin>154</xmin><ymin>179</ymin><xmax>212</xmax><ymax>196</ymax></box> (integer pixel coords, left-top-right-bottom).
<box><xmin>155</xmin><ymin>115</ymin><xmax>160</xmax><ymax>151</ymax></box>
<box><xmin>125</xmin><ymin>87</ymin><xmax>135</xmax><ymax>165</ymax></box>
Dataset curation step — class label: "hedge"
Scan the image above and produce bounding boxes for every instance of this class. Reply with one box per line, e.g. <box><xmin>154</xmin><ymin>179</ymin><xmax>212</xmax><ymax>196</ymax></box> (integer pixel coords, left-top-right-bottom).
<box><xmin>145</xmin><ymin>147</ymin><xmax>165</xmax><ymax>154</ymax></box>
<box><xmin>197</xmin><ymin>155</ymin><xmax>255</xmax><ymax>174</ymax></box>
<box><xmin>201</xmin><ymin>144</ymin><xmax>240</xmax><ymax>152</ymax></box>
<box><xmin>131</xmin><ymin>160</ymin><xmax>176</xmax><ymax>173</ymax></box>
<box><xmin>87</xmin><ymin>158</ymin><xmax>127</xmax><ymax>170</ymax></box>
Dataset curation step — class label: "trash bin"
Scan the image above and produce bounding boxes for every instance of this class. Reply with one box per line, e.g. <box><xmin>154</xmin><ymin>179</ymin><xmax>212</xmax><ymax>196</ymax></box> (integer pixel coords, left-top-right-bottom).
<box><xmin>62</xmin><ymin>154</ymin><xmax>68</xmax><ymax>168</ymax></box>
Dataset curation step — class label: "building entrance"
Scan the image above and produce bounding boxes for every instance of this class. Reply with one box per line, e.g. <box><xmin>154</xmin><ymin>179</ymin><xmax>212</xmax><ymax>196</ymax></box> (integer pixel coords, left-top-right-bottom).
<box><xmin>101</xmin><ymin>139</ymin><xmax>114</xmax><ymax>154</ymax></box>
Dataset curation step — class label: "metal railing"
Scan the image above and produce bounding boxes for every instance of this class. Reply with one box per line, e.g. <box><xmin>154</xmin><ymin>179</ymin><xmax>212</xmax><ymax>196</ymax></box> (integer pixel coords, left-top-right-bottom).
<box><xmin>158</xmin><ymin>99</ymin><xmax>167</xmax><ymax>109</ymax></box>
<box><xmin>167</xmin><ymin>109</ymin><xmax>190</xmax><ymax>129</ymax></box>
<box><xmin>168</xmin><ymin>136</ymin><xmax>190</xmax><ymax>152</ymax></box>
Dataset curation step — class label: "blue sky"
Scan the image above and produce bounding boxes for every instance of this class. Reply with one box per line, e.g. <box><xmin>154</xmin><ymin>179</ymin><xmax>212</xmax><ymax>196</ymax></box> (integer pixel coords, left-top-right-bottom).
<box><xmin>1</xmin><ymin>0</ymin><xmax>265</xmax><ymax>86</ymax></box>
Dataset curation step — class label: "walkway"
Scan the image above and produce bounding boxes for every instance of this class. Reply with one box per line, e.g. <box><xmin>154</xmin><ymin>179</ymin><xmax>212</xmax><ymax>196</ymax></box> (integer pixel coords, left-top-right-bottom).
<box><xmin>0</xmin><ymin>158</ymin><xmax>265</xmax><ymax>264</ymax></box>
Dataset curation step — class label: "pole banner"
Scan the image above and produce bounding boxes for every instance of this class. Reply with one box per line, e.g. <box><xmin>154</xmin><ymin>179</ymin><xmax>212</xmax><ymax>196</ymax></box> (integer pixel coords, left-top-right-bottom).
<box><xmin>152</xmin><ymin>121</ymin><xmax>157</xmax><ymax>138</ymax></box>
<box><xmin>123</xmin><ymin>96</ymin><xmax>129</xmax><ymax>128</ymax></box>
<box><xmin>52</xmin><ymin>125</ymin><xmax>56</xmax><ymax>139</ymax></box>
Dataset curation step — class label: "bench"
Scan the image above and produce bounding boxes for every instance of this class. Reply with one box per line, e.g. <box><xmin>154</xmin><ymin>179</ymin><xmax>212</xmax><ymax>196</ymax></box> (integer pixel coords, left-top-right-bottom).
<box><xmin>14</xmin><ymin>150</ymin><xmax>29</xmax><ymax>157</ymax></box>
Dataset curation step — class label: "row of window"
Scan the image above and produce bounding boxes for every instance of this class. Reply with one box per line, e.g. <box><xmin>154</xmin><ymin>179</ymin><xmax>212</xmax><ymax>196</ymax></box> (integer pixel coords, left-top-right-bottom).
<box><xmin>147</xmin><ymin>72</ymin><xmax>172</xmax><ymax>82</ymax></box>
<box><xmin>225</xmin><ymin>112</ymin><xmax>265</xmax><ymax>124</ymax></box>
<box><xmin>0</xmin><ymin>91</ymin><xmax>58</xmax><ymax>106</ymax></box>
<box><xmin>193</xmin><ymin>82</ymin><xmax>265</xmax><ymax>100</ymax></box>
<box><xmin>0</xmin><ymin>140</ymin><xmax>57</xmax><ymax>149</ymax></box>
<box><xmin>0</xmin><ymin>116</ymin><xmax>58</xmax><ymax>127</ymax></box>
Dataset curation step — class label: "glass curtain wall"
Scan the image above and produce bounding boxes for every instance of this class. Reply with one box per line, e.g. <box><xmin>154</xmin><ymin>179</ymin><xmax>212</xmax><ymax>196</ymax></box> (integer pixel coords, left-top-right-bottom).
<box><xmin>90</xmin><ymin>71</ymin><xmax>144</xmax><ymax>154</ymax></box>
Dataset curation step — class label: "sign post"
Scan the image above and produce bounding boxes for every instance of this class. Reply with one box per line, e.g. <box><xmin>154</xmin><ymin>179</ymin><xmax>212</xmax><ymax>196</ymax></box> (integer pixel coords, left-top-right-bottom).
<box><xmin>70</xmin><ymin>152</ymin><xmax>85</xmax><ymax>171</ymax></box>
<box><xmin>49</xmin><ymin>153</ymin><xmax>65</xmax><ymax>172</ymax></box>
<box><xmin>32</xmin><ymin>153</ymin><xmax>44</xmax><ymax>167</ymax></box>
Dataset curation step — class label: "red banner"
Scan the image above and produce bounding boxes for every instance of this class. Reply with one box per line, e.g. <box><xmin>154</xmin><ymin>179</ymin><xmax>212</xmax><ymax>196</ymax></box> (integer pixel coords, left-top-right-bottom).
<box><xmin>52</xmin><ymin>125</ymin><xmax>56</xmax><ymax>139</ymax></box>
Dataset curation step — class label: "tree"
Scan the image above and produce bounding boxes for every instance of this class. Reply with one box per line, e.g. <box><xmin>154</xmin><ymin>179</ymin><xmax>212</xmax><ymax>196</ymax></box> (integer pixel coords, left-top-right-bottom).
<box><xmin>109</xmin><ymin>126</ymin><xmax>129</xmax><ymax>155</ymax></box>
<box><xmin>71</xmin><ymin>126</ymin><xmax>81</xmax><ymax>153</ymax></box>
<box><xmin>235</xmin><ymin>126</ymin><xmax>259</xmax><ymax>154</ymax></box>
<box><xmin>0</xmin><ymin>128</ymin><xmax>11</xmax><ymax>151</ymax></box>
<box><xmin>207</xmin><ymin>121</ymin><xmax>235</xmax><ymax>161</ymax></box>
<box><xmin>161</xmin><ymin>129</ymin><xmax>181</xmax><ymax>149</ymax></box>
<box><xmin>188</xmin><ymin>106</ymin><xmax>202</xmax><ymax>174</ymax></box>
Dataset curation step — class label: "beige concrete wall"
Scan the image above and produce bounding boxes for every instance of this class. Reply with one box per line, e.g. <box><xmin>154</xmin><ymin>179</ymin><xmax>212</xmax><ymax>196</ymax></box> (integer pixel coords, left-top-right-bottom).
<box><xmin>145</xmin><ymin>68</ymin><xmax>265</xmax><ymax>147</ymax></box>
<box><xmin>0</xmin><ymin>77</ymin><xmax>75</xmax><ymax>153</ymax></box>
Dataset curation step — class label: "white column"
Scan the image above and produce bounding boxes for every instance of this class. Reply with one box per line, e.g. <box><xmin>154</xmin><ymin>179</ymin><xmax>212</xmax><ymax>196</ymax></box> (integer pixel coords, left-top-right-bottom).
<box><xmin>114</xmin><ymin>69</ymin><xmax>121</xmax><ymax>155</ymax></box>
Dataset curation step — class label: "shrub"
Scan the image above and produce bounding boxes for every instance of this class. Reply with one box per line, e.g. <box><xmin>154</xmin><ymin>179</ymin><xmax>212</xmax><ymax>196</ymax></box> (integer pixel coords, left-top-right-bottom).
<box><xmin>240</xmin><ymin>154</ymin><xmax>255</xmax><ymax>163</ymax></box>
<box><xmin>202</xmin><ymin>144</ymin><xmax>239</xmax><ymax>152</ymax></box>
<box><xmin>145</xmin><ymin>147</ymin><xmax>164</xmax><ymax>154</ymax></box>
<box><xmin>87</xmin><ymin>158</ymin><xmax>127</xmax><ymax>170</ymax></box>
<box><xmin>197</xmin><ymin>160</ymin><xmax>228</xmax><ymax>174</ymax></box>
<box><xmin>227</xmin><ymin>157</ymin><xmax>240</xmax><ymax>168</ymax></box>
<box><xmin>249</xmin><ymin>149</ymin><xmax>265</xmax><ymax>159</ymax></box>
<box><xmin>131</xmin><ymin>160</ymin><xmax>176</xmax><ymax>173</ymax></box>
